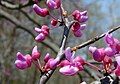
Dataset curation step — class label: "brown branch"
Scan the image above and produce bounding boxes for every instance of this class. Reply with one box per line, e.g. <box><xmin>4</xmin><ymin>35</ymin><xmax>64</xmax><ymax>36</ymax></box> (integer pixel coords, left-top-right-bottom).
<box><xmin>0</xmin><ymin>9</ymin><xmax>59</xmax><ymax>53</ymax></box>
<box><xmin>71</xmin><ymin>25</ymin><xmax>120</xmax><ymax>51</ymax></box>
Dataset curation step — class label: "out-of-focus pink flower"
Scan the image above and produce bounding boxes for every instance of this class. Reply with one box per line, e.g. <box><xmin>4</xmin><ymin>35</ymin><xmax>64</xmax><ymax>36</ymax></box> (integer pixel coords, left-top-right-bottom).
<box><xmin>51</xmin><ymin>19</ymin><xmax>58</xmax><ymax>26</ymax></box>
<box><xmin>33</xmin><ymin>4</ymin><xmax>49</xmax><ymax>17</ymax></box>
<box><xmin>59</xmin><ymin>47</ymin><xmax>85</xmax><ymax>76</ymax></box>
<box><xmin>72</xmin><ymin>10</ymin><xmax>88</xmax><ymax>23</ymax></box>
<box><xmin>89</xmin><ymin>46</ymin><xmax>105</xmax><ymax>62</ymax></box>
<box><xmin>46</xmin><ymin>0</ymin><xmax>61</xmax><ymax>9</ymax></box>
<box><xmin>115</xmin><ymin>54</ymin><xmax>120</xmax><ymax>66</ymax></box>
<box><xmin>35</xmin><ymin>25</ymin><xmax>49</xmax><ymax>42</ymax></box>
<box><xmin>15</xmin><ymin>52</ymin><xmax>32</xmax><ymax>70</ymax></box>
<box><xmin>32</xmin><ymin>46</ymin><xmax>40</xmax><ymax>60</ymax></box>
<box><xmin>114</xmin><ymin>66</ymin><xmax>120</xmax><ymax>76</ymax></box>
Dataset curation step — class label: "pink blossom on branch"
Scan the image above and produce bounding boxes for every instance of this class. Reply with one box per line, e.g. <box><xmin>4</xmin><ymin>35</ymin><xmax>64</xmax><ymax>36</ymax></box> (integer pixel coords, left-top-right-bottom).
<box><xmin>15</xmin><ymin>52</ymin><xmax>32</xmax><ymax>69</ymax></box>
<box><xmin>59</xmin><ymin>47</ymin><xmax>85</xmax><ymax>76</ymax></box>
<box><xmin>33</xmin><ymin>4</ymin><xmax>49</xmax><ymax>17</ymax></box>
<box><xmin>46</xmin><ymin>0</ymin><xmax>61</xmax><ymax>9</ymax></box>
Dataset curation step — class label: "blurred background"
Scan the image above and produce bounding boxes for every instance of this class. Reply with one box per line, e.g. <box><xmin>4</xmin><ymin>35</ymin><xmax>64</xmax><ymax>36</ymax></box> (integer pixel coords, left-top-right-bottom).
<box><xmin>0</xmin><ymin>0</ymin><xmax>120</xmax><ymax>84</ymax></box>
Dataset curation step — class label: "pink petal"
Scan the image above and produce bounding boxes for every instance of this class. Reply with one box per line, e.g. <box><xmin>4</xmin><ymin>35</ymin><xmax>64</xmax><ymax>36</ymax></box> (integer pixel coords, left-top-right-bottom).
<box><xmin>32</xmin><ymin>46</ymin><xmax>40</xmax><ymax>60</ymax></box>
<box><xmin>59</xmin><ymin>60</ymin><xmax>70</xmax><ymax>67</ymax></box>
<box><xmin>115</xmin><ymin>66</ymin><xmax>120</xmax><ymax>76</ymax></box>
<box><xmin>59</xmin><ymin>65</ymin><xmax>79</xmax><ymax>76</ymax></box>
<box><xmin>80</xmin><ymin>24</ymin><xmax>86</xmax><ymax>30</ymax></box>
<box><xmin>16</xmin><ymin>52</ymin><xmax>25</xmax><ymax>61</ymax></box>
<box><xmin>89</xmin><ymin>46</ymin><xmax>97</xmax><ymax>53</ymax></box>
<box><xmin>44</xmin><ymin>53</ymin><xmax>51</xmax><ymax>63</ymax></box>
<box><xmin>73</xmin><ymin>28</ymin><xmax>82</xmax><ymax>37</ymax></box>
<box><xmin>115</xmin><ymin>54</ymin><xmax>120</xmax><ymax>66</ymax></box>
<box><xmin>35</xmin><ymin>33</ymin><xmax>46</xmax><ymax>42</ymax></box>
<box><xmin>35</xmin><ymin>27</ymin><xmax>42</xmax><ymax>33</ymax></box>
<box><xmin>105</xmin><ymin>47</ymin><xmax>116</xmax><ymax>57</ymax></box>
<box><xmin>73</xmin><ymin>56</ymin><xmax>85</xmax><ymax>65</ymax></box>
<box><xmin>15</xmin><ymin>60</ymin><xmax>28</xmax><ymax>69</ymax></box>
<box><xmin>65</xmin><ymin>47</ymin><xmax>72</xmax><ymax>61</ymax></box>
<box><xmin>105</xmin><ymin>33</ymin><xmax>114</xmax><ymax>45</ymax></box>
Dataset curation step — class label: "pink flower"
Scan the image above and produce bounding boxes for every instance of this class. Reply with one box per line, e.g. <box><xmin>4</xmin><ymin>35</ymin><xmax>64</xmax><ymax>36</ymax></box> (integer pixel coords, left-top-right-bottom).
<box><xmin>72</xmin><ymin>10</ymin><xmax>88</xmax><ymax>23</ymax></box>
<box><xmin>35</xmin><ymin>25</ymin><xmax>49</xmax><ymax>42</ymax></box>
<box><xmin>44</xmin><ymin>53</ymin><xmax>59</xmax><ymax>71</ymax></box>
<box><xmin>115</xmin><ymin>54</ymin><xmax>120</xmax><ymax>66</ymax></box>
<box><xmin>114</xmin><ymin>66</ymin><xmax>120</xmax><ymax>76</ymax></box>
<box><xmin>46</xmin><ymin>0</ymin><xmax>61</xmax><ymax>9</ymax></box>
<box><xmin>32</xmin><ymin>46</ymin><xmax>41</xmax><ymax>60</ymax></box>
<box><xmin>89</xmin><ymin>46</ymin><xmax>105</xmax><ymax>62</ymax></box>
<box><xmin>59</xmin><ymin>47</ymin><xmax>85</xmax><ymax>76</ymax></box>
<box><xmin>15</xmin><ymin>52</ymin><xmax>32</xmax><ymax>69</ymax></box>
<box><xmin>71</xmin><ymin>22</ymin><xmax>86</xmax><ymax>37</ymax></box>
<box><xmin>105</xmin><ymin>47</ymin><xmax>116</xmax><ymax>57</ymax></box>
<box><xmin>33</xmin><ymin>4</ymin><xmax>49</xmax><ymax>17</ymax></box>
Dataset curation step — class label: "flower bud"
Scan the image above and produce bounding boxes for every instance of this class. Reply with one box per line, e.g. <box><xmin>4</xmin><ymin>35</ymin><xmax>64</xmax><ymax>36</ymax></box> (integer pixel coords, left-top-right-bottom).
<box><xmin>35</xmin><ymin>33</ymin><xmax>46</xmax><ymax>42</ymax></box>
<box><xmin>33</xmin><ymin>4</ymin><xmax>49</xmax><ymax>17</ymax></box>
<box><xmin>46</xmin><ymin>0</ymin><xmax>61</xmax><ymax>9</ymax></box>
<box><xmin>32</xmin><ymin>46</ymin><xmax>40</xmax><ymax>60</ymax></box>
<box><xmin>51</xmin><ymin>19</ymin><xmax>58</xmax><ymax>26</ymax></box>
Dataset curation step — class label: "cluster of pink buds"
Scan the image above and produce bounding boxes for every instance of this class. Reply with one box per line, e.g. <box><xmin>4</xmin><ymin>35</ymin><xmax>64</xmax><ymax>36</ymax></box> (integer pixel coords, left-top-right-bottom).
<box><xmin>15</xmin><ymin>46</ymin><xmax>40</xmax><ymax>69</ymax></box>
<box><xmin>15</xmin><ymin>45</ymin><xmax>59</xmax><ymax>72</ymax></box>
<box><xmin>35</xmin><ymin>25</ymin><xmax>49</xmax><ymax>42</ymax></box>
<box><xmin>89</xmin><ymin>33</ymin><xmax>120</xmax><ymax>76</ymax></box>
<box><xmin>71</xmin><ymin>10</ymin><xmax>88</xmax><ymax>37</ymax></box>
<box><xmin>59</xmin><ymin>47</ymin><xmax>85</xmax><ymax>76</ymax></box>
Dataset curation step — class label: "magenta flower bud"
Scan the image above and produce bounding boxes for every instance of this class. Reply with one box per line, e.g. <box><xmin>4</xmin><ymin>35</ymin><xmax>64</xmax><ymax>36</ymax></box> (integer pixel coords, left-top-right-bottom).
<box><xmin>46</xmin><ymin>0</ymin><xmax>61</xmax><ymax>9</ymax></box>
<box><xmin>35</xmin><ymin>27</ymin><xmax>42</xmax><ymax>33</ymax></box>
<box><xmin>105</xmin><ymin>47</ymin><xmax>116</xmax><ymax>57</ymax></box>
<box><xmin>115</xmin><ymin>54</ymin><xmax>120</xmax><ymax>66</ymax></box>
<box><xmin>44</xmin><ymin>53</ymin><xmax>51</xmax><ymax>63</ymax></box>
<box><xmin>49</xmin><ymin>58</ymin><xmax>59</xmax><ymax>69</ymax></box>
<box><xmin>59</xmin><ymin>65</ymin><xmax>79</xmax><ymax>76</ymax></box>
<box><xmin>105</xmin><ymin>33</ymin><xmax>114</xmax><ymax>45</ymax></box>
<box><xmin>65</xmin><ymin>47</ymin><xmax>73</xmax><ymax>61</ymax></box>
<box><xmin>33</xmin><ymin>4</ymin><xmax>49</xmax><ymax>17</ymax></box>
<box><xmin>80</xmin><ymin>24</ymin><xmax>86</xmax><ymax>30</ymax></box>
<box><xmin>32</xmin><ymin>46</ymin><xmax>40</xmax><ymax>60</ymax></box>
<box><xmin>89</xmin><ymin>47</ymin><xmax>105</xmax><ymax>62</ymax></box>
<box><xmin>41</xmin><ymin>25</ymin><xmax>49</xmax><ymax>36</ymax></box>
<box><xmin>79</xmin><ymin>16</ymin><xmax>88</xmax><ymax>23</ymax></box>
<box><xmin>71</xmin><ymin>22</ymin><xmax>80</xmax><ymax>32</ymax></box>
<box><xmin>35</xmin><ymin>33</ymin><xmax>46</xmax><ymax>42</ymax></box>
<box><xmin>73</xmin><ymin>28</ymin><xmax>82</xmax><ymax>37</ymax></box>
<box><xmin>115</xmin><ymin>66</ymin><xmax>120</xmax><ymax>76</ymax></box>
<box><xmin>15</xmin><ymin>52</ymin><xmax>32</xmax><ymax>69</ymax></box>
<box><xmin>51</xmin><ymin>19</ymin><xmax>58</xmax><ymax>26</ymax></box>
<box><xmin>72</xmin><ymin>10</ymin><xmax>88</xmax><ymax>23</ymax></box>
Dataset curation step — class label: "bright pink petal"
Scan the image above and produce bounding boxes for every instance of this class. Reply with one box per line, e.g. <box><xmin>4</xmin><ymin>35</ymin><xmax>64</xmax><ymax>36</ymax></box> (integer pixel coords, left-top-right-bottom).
<box><xmin>35</xmin><ymin>33</ymin><xmax>46</xmax><ymax>42</ymax></box>
<box><xmin>15</xmin><ymin>60</ymin><xmax>28</xmax><ymax>69</ymax></box>
<box><xmin>65</xmin><ymin>47</ymin><xmax>72</xmax><ymax>61</ymax></box>
<box><xmin>115</xmin><ymin>66</ymin><xmax>120</xmax><ymax>76</ymax></box>
<box><xmin>115</xmin><ymin>54</ymin><xmax>120</xmax><ymax>66</ymax></box>
<box><xmin>32</xmin><ymin>46</ymin><xmax>40</xmax><ymax>60</ymax></box>
<box><xmin>105</xmin><ymin>47</ymin><xmax>116</xmax><ymax>57</ymax></box>
<box><xmin>35</xmin><ymin>27</ymin><xmax>42</xmax><ymax>33</ymax></box>
<box><xmin>44</xmin><ymin>53</ymin><xmax>51</xmax><ymax>63</ymax></box>
<box><xmin>105</xmin><ymin>33</ymin><xmax>114</xmax><ymax>45</ymax></box>
<box><xmin>59</xmin><ymin>60</ymin><xmax>70</xmax><ymax>67</ymax></box>
<box><xmin>59</xmin><ymin>65</ymin><xmax>79</xmax><ymax>76</ymax></box>
<box><xmin>16</xmin><ymin>52</ymin><xmax>25</xmax><ymax>61</ymax></box>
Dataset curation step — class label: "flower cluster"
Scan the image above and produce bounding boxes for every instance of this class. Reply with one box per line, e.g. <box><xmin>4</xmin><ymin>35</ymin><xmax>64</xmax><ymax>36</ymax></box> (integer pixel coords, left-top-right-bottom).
<box><xmin>15</xmin><ymin>46</ymin><xmax>40</xmax><ymax>69</ymax></box>
<box><xmin>89</xmin><ymin>33</ymin><xmax>120</xmax><ymax>76</ymax></box>
<box><xmin>59</xmin><ymin>47</ymin><xmax>85</xmax><ymax>76</ymax></box>
<box><xmin>71</xmin><ymin>10</ymin><xmax>88</xmax><ymax>37</ymax></box>
<box><xmin>15</xmin><ymin>46</ymin><xmax>59</xmax><ymax>72</ymax></box>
